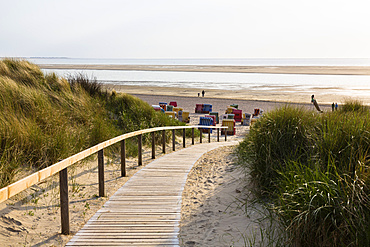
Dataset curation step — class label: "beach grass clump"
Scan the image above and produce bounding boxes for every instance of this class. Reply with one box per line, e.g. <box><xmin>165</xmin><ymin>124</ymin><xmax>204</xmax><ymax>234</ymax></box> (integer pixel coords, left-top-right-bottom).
<box><xmin>236</xmin><ymin>105</ymin><xmax>317</xmax><ymax>195</ymax></box>
<box><xmin>236</xmin><ymin>102</ymin><xmax>370</xmax><ymax>246</ymax></box>
<box><xmin>276</xmin><ymin>160</ymin><xmax>370</xmax><ymax>247</ymax></box>
<box><xmin>339</xmin><ymin>99</ymin><xmax>369</xmax><ymax>113</ymax></box>
<box><xmin>0</xmin><ymin>59</ymin><xmax>188</xmax><ymax>188</ymax></box>
<box><xmin>314</xmin><ymin>110</ymin><xmax>370</xmax><ymax>177</ymax></box>
<box><xmin>67</xmin><ymin>72</ymin><xmax>108</xmax><ymax>99</ymax></box>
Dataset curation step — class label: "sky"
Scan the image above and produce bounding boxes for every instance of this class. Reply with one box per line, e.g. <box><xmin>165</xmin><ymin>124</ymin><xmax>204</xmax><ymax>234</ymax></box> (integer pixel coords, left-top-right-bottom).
<box><xmin>1</xmin><ymin>0</ymin><xmax>370</xmax><ymax>59</ymax></box>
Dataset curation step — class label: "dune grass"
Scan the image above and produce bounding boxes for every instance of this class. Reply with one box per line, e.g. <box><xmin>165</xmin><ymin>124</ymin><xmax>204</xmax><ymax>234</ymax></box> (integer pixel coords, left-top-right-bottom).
<box><xmin>236</xmin><ymin>102</ymin><xmax>370</xmax><ymax>246</ymax></box>
<box><xmin>0</xmin><ymin>58</ymin><xmax>190</xmax><ymax>188</ymax></box>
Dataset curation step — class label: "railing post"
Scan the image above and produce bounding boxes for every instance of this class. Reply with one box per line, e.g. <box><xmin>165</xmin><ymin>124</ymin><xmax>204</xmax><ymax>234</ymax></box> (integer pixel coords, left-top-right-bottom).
<box><xmin>225</xmin><ymin>129</ymin><xmax>227</xmax><ymax>141</ymax></box>
<box><xmin>183</xmin><ymin>128</ymin><xmax>186</xmax><ymax>148</ymax></box>
<box><xmin>138</xmin><ymin>134</ymin><xmax>142</xmax><ymax>166</ymax></box>
<box><xmin>152</xmin><ymin>132</ymin><xmax>155</xmax><ymax>159</ymax></box>
<box><xmin>98</xmin><ymin>149</ymin><xmax>105</xmax><ymax>197</ymax></box>
<box><xmin>200</xmin><ymin>130</ymin><xmax>202</xmax><ymax>143</ymax></box>
<box><xmin>192</xmin><ymin>128</ymin><xmax>195</xmax><ymax>145</ymax></box>
<box><xmin>172</xmin><ymin>129</ymin><xmax>176</xmax><ymax>151</ymax></box>
<box><xmin>208</xmin><ymin>130</ymin><xmax>211</xmax><ymax>143</ymax></box>
<box><xmin>162</xmin><ymin>130</ymin><xmax>166</xmax><ymax>153</ymax></box>
<box><xmin>217</xmin><ymin>128</ymin><xmax>220</xmax><ymax>142</ymax></box>
<box><xmin>59</xmin><ymin>167</ymin><xmax>70</xmax><ymax>235</ymax></box>
<box><xmin>121</xmin><ymin>140</ymin><xmax>126</xmax><ymax>177</ymax></box>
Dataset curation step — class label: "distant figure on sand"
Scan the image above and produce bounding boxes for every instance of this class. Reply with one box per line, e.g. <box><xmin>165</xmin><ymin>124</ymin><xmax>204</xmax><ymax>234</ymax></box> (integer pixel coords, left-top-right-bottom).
<box><xmin>202</xmin><ymin>90</ymin><xmax>205</xmax><ymax>97</ymax></box>
<box><xmin>332</xmin><ymin>102</ymin><xmax>335</xmax><ymax>111</ymax></box>
<box><xmin>198</xmin><ymin>93</ymin><xmax>200</xmax><ymax>97</ymax></box>
<box><xmin>311</xmin><ymin>95</ymin><xmax>323</xmax><ymax>112</ymax></box>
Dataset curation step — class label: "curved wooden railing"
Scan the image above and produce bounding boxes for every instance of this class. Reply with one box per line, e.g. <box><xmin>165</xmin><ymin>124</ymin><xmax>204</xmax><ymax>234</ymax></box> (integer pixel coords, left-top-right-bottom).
<box><xmin>0</xmin><ymin>125</ymin><xmax>228</xmax><ymax>234</ymax></box>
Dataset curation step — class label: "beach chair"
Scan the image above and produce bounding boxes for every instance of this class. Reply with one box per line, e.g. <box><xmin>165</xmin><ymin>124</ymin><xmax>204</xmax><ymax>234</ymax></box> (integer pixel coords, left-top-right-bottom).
<box><xmin>159</xmin><ymin>102</ymin><xmax>167</xmax><ymax>111</ymax></box>
<box><xmin>166</xmin><ymin>105</ymin><xmax>174</xmax><ymax>111</ymax></box>
<box><xmin>203</xmin><ymin>104</ymin><xmax>212</xmax><ymax>113</ymax></box>
<box><xmin>242</xmin><ymin>113</ymin><xmax>251</xmax><ymax>126</ymax></box>
<box><xmin>195</xmin><ymin>104</ymin><xmax>203</xmax><ymax>113</ymax></box>
<box><xmin>173</xmin><ymin>107</ymin><xmax>183</xmax><ymax>116</ymax></box>
<box><xmin>198</xmin><ymin>117</ymin><xmax>213</xmax><ymax>133</ymax></box>
<box><xmin>165</xmin><ymin>112</ymin><xmax>175</xmax><ymax>118</ymax></box>
<box><xmin>232</xmin><ymin>109</ymin><xmax>242</xmax><ymax>122</ymax></box>
<box><xmin>221</xmin><ymin>119</ymin><xmax>235</xmax><ymax>135</ymax></box>
<box><xmin>209</xmin><ymin>112</ymin><xmax>219</xmax><ymax>124</ymax></box>
<box><xmin>169</xmin><ymin>101</ymin><xmax>177</xmax><ymax>107</ymax></box>
<box><xmin>205</xmin><ymin>115</ymin><xmax>216</xmax><ymax>126</ymax></box>
<box><xmin>253</xmin><ymin>108</ymin><xmax>261</xmax><ymax>117</ymax></box>
<box><xmin>152</xmin><ymin>105</ymin><xmax>162</xmax><ymax>112</ymax></box>
<box><xmin>225</xmin><ymin>106</ymin><xmax>235</xmax><ymax>114</ymax></box>
<box><xmin>182</xmin><ymin>111</ymin><xmax>190</xmax><ymax>123</ymax></box>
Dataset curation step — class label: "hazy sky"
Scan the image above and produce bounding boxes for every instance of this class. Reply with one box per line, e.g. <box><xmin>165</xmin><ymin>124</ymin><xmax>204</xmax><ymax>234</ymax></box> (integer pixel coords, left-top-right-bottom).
<box><xmin>1</xmin><ymin>0</ymin><xmax>370</xmax><ymax>59</ymax></box>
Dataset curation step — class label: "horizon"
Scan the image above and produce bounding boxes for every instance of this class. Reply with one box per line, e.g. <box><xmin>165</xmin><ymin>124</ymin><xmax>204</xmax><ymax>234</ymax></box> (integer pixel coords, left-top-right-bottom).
<box><xmin>4</xmin><ymin>57</ymin><xmax>370</xmax><ymax>60</ymax></box>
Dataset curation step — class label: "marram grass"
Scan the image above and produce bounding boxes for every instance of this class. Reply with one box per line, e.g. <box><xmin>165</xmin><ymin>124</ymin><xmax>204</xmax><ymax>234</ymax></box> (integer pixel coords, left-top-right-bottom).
<box><xmin>236</xmin><ymin>103</ymin><xmax>370</xmax><ymax>246</ymax></box>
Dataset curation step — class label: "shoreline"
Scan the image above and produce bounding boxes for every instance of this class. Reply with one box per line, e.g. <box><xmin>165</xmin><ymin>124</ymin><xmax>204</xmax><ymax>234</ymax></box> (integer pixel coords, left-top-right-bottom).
<box><xmin>39</xmin><ymin>64</ymin><xmax>370</xmax><ymax>75</ymax></box>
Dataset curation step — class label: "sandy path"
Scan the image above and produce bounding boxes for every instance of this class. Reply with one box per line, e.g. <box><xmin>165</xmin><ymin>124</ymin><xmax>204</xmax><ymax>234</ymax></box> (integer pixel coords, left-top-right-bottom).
<box><xmin>179</xmin><ymin>146</ymin><xmax>264</xmax><ymax>247</ymax></box>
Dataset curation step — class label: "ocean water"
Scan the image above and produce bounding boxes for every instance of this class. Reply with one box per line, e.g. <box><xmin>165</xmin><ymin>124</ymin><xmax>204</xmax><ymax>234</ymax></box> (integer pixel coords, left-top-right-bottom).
<box><xmin>29</xmin><ymin>57</ymin><xmax>370</xmax><ymax>66</ymax></box>
<box><xmin>28</xmin><ymin>57</ymin><xmax>370</xmax><ymax>103</ymax></box>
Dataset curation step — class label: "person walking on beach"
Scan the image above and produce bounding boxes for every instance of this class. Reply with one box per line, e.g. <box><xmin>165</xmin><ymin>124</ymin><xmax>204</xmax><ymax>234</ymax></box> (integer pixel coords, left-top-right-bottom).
<box><xmin>202</xmin><ymin>90</ymin><xmax>205</xmax><ymax>97</ymax></box>
<box><xmin>332</xmin><ymin>103</ymin><xmax>335</xmax><ymax>111</ymax></box>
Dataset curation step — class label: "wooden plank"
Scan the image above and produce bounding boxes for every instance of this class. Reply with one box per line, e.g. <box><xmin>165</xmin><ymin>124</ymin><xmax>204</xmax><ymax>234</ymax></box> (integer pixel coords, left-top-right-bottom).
<box><xmin>8</xmin><ymin>173</ymin><xmax>39</xmax><ymax>198</ymax></box>
<box><xmin>77</xmin><ymin>229</ymin><xmax>178</xmax><ymax>233</ymax></box>
<box><xmin>0</xmin><ymin>187</ymin><xmax>8</xmax><ymax>203</ymax></box>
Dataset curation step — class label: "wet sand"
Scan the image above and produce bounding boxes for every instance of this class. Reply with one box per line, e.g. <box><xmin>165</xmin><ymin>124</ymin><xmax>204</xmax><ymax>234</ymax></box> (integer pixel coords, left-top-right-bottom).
<box><xmin>39</xmin><ymin>64</ymin><xmax>370</xmax><ymax>75</ymax></box>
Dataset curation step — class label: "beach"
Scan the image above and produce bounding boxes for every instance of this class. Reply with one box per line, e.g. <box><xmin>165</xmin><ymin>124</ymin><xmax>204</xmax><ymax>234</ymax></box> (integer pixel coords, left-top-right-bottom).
<box><xmin>0</xmin><ymin>65</ymin><xmax>365</xmax><ymax>246</ymax></box>
<box><xmin>105</xmin><ymin>84</ymin><xmax>332</xmax><ymax>113</ymax></box>
<box><xmin>41</xmin><ymin>64</ymin><xmax>370</xmax><ymax>105</ymax></box>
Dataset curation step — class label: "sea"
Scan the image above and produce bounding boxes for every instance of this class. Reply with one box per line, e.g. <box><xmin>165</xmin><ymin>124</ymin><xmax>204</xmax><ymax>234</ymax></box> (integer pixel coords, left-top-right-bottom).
<box><xmin>27</xmin><ymin>58</ymin><xmax>370</xmax><ymax>104</ymax></box>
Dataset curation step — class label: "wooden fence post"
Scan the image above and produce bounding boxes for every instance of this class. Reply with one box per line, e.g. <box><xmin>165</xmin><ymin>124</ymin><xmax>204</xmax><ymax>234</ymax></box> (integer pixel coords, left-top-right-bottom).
<box><xmin>98</xmin><ymin>149</ymin><xmax>105</xmax><ymax>197</ymax></box>
<box><xmin>59</xmin><ymin>167</ymin><xmax>70</xmax><ymax>235</ymax></box>
<box><xmin>200</xmin><ymin>131</ymin><xmax>202</xmax><ymax>143</ymax></box>
<box><xmin>192</xmin><ymin>128</ymin><xmax>194</xmax><ymax>145</ymax></box>
<box><xmin>152</xmin><ymin>132</ymin><xmax>155</xmax><ymax>159</ymax></box>
<box><xmin>172</xmin><ymin>129</ymin><xmax>175</xmax><ymax>151</ymax></box>
<box><xmin>208</xmin><ymin>130</ymin><xmax>211</xmax><ymax>143</ymax></box>
<box><xmin>162</xmin><ymin>130</ymin><xmax>166</xmax><ymax>153</ymax></box>
<box><xmin>121</xmin><ymin>140</ymin><xmax>126</xmax><ymax>177</ymax></box>
<box><xmin>225</xmin><ymin>129</ymin><xmax>227</xmax><ymax>141</ymax></box>
<box><xmin>217</xmin><ymin>128</ymin><xmax>220</xmax><ymax>142</ymax></box>
<box><xmin>183</xmin><ymin>128</ymin><xmax>186</xmax><ymax>148</ymax></box>
<box><xmin>138</xmin><ymin>134</ymin><xmax>142</xmax><ymax>166</ymax></box>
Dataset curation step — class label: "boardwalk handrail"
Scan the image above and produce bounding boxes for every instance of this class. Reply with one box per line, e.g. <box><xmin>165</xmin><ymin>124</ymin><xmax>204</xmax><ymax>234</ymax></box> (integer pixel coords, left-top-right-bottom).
<box><xmin>0</xmin><ymin>125</ymin><xmax>227</xmax><ymax>234</ymax></box>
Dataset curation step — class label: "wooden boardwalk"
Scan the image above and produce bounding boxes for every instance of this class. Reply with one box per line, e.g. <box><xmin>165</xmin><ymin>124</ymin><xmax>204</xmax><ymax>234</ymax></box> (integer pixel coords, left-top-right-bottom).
<box><xmin>66</xmin><ymin>141</ymin><xmax>237</xmax><ymax>247</ymax></box>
